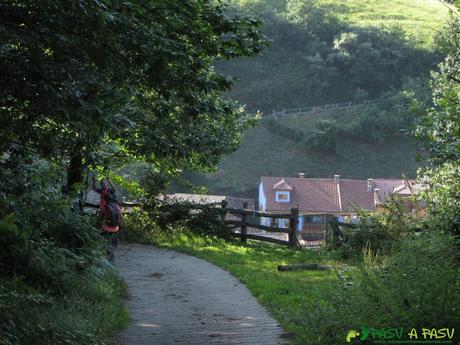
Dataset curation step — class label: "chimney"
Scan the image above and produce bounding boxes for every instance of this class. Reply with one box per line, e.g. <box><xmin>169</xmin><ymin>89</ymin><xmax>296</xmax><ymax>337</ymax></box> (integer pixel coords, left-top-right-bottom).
<box><xmin>298</xmin><ymin>173</ymin><xmax>305</xmax><ymax>178</ymax></box>
<box><xmin>367</xmin><ymin>178</ymin><xmax>374</xmax><ymax>191</ymax></box>
<box><xmin>373</xmin><ymin>187</ymin><xmax>380</xmax><ymax>207</ymax></box>
<box><xmin>334</xmin><ymin>175</ymin><xmax>342</xmax><ymax>211</ymax></box>
<box><xmin>334</xmin><ymin>174</ymin><xmax>340</xmax><ymax>183</ymax></box>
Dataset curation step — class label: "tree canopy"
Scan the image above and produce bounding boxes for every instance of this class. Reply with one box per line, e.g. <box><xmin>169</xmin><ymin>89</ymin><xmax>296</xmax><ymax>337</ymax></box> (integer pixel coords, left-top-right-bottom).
<box><xmin>0</xmin><ymin>0</ymin><xmax>266</xmax><ymax>188</ymax></box>
<box><xmin>417</xmin><ymin>15</ymin><xmax>460</xmax><ymax>163</ymax></box>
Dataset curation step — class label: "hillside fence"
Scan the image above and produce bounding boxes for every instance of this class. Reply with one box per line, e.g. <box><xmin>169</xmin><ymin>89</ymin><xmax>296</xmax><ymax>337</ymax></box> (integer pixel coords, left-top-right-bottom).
<box><xmin>272</xmin><ymin>98</ymin><xmax>382</xmax><ymax>119</ymax></box>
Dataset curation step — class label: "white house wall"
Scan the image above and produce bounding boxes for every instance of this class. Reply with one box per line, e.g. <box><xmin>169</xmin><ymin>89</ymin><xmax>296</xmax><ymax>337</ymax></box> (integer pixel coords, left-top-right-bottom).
<box><xmin>258</xmin><ymin>181</ymin><xmax>270</xmax><ymax>226</ymax></box>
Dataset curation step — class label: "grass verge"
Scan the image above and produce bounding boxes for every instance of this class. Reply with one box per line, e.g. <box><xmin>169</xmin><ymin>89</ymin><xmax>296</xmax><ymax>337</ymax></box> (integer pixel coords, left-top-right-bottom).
<box><xmin>1</xmin><ymin>258</ymin><xmax>129</xmax><ymax>345</ymax></box>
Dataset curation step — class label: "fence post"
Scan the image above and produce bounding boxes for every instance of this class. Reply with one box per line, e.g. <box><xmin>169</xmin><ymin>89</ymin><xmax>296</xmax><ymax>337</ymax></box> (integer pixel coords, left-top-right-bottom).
<box><xmin>325</xmin><ymin>215</ymin><xmax>334</xmax><ymax>245</ymax></box>
<box><xmin>289</xmin><ymin>208</ymin><xmax>299</xmax><ymax>248</ymax></box>
<box><xmin>241</xmin><ymin>201</ymin><xmax>248</xmax><ymax>243</ymax></box>
<box><xmin>328</xmin><ymin>216</ymin><xmax>340</xmax><ymax>246</ymax></box>
<box><xmin>220</xmin><ymin>200</ymin><xmax>228</xmax><ymax>223</ymax></box>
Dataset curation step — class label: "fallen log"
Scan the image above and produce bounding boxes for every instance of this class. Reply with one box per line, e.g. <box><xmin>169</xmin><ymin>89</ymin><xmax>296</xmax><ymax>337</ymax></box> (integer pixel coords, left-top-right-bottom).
<box><xmin>277</xmin><ymin>263</ymin><xmax>335</xmax><ymax>271</ymax></box>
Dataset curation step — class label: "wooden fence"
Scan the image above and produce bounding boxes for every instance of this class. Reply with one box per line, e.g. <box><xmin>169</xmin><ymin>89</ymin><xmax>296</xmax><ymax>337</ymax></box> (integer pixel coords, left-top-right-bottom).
<box><xmin>324</xmin><ymin>218</ymin><xmax>357</xmax><ymax>246</ymax></box>
<box><xmin>272</xmin><ymin>99</ymin><xmax>382</xmax><ymax>118</ymax></box>
<box><xmin>221</xmin><ymin>201</ymin><xmax>300</xmax><ymax>248</ymax></box>
<box><xmin>84</xmin><ymin>197</ymin><xmax>359</xmax><ymax>249</ymax></box>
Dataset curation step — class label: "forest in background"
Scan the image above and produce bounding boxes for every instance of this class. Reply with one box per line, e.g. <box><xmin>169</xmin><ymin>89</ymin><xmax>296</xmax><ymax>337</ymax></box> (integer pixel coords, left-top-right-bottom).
<box><xmin>181</xmin><ymin>0</ymin><xmax>452</xmax><ymax>197</ymax></box>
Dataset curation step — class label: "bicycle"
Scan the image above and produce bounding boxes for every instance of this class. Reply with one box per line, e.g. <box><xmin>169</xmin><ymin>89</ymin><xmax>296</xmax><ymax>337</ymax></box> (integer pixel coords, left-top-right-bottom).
<box><xmin>104</xmin><ymin>230</ymin><xmax>118</xmax><ymax>262</ymax></box>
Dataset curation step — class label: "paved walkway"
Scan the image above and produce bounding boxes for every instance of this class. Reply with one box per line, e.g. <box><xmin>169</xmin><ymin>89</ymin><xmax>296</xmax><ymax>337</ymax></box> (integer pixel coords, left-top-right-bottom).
<box><xmin>115</xmin><ymin>244</ymin><xmax>286</xmax><ymax>345</ymax></box>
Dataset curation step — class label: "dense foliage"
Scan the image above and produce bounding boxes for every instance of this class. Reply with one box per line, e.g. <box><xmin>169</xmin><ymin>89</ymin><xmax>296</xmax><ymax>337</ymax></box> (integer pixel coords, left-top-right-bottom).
<box><xmin>0</xmin><ymin>158</ymin><xmax>128</xmax><ymax>345</ymax></box>
<box><xmin>264</xmin><ymin>82</ymin><xmax>429</xmax><ymax>153</ymax></box>
<box><xmin>1</xmin><ymin>0</ymin><xmax>266</xmax><ymax>189</ymax></box>
<box><xmin>417</xmin><ymin>16</ymin><xmax>460</xmax><ymax>163</ymax></box>
<box><xmin>314</xmin><ymin>16</ymin><xmax>460</xmax><ymax>344</ymax></box>
<box><xmin>219</xmin><ymin>0</ymin><xmax>440</xmax><ymax>114</ymax></box>
<box><xmin>0</xmin><ymin>1</ymin><xmax>266</xmax><ymax>343</ymax></box>
<box><xmin>124</xmin><ymin>202</ymin><xmax>231</xmax><ymax>241</ymax></box>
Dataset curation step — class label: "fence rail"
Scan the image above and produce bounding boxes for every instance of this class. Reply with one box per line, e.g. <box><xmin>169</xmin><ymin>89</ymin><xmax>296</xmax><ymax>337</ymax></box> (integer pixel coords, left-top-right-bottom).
<box><xmin>222</xmin><ymin>201</ymin><xmax>300</xmax><ymax>248</ymax></box>
<box><xmin>272</xmin><ymin>99</ymin><xmax>382</xmax><ymax>118</ymax></box>
<box><xmin>223</xmin><ymin>203</ymin><xmax>361</xmax><ymax>249</ymax></box>
<box><xmin>225</xmin><ymin>207</ymin><xmax>291</xmax><ymax>218</ymax></box>
<box><xmin>84</xmin><ymin>197</ymin><xmax>359</xmax><ymax>249</ymax></box>
<box><xmin>324</xmin><ymin>218</ymin><xmax>358</xmax><ymax>246</ymax></box>
<box><xmin>84</xmin><ymin>201</ymin><xmax>141</xmax><ymax>209</ymax></box>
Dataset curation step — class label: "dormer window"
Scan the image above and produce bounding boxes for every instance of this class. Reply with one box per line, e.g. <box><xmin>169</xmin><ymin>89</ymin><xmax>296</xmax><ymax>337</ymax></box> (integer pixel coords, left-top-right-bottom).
<box><xmin>275</xmin><ymin>191</ymin><xmax>290</xmax><ymax>203</ymax></box>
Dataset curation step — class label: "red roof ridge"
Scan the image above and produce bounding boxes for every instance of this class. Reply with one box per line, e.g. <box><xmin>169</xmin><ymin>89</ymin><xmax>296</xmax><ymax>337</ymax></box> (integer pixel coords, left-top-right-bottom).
<box><xmin>272</xmin><ymin>178</ymin><xmax>293</xmax><ymax>190</ymax></box>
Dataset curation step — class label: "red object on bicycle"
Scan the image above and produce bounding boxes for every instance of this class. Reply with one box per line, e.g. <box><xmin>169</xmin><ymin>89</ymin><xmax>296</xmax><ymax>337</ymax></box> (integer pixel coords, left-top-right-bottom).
<box><xmin>102</xmin><ymin>224</ymin><xmax>119</xmax><ymax>233</ymax></box>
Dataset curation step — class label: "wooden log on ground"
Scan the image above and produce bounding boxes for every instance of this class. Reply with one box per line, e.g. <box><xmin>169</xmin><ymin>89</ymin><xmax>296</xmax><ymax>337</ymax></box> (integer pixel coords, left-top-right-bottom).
<box><xmin>277</xmin><ymin>263</ymin><xmax>335</xmax><ymax>271</ymax></box>
<box><xmin>232</xmin><ymin>233</ymin><xmax>288</xmax><ymax>246</ymax></box>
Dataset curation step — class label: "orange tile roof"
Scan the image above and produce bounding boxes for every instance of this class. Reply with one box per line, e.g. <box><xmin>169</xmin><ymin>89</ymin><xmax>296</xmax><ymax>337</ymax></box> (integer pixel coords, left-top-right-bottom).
<box><xmin>261</xmin><ymin>176</ymin><xmax>418</xmax><ymax>213</ymax></box>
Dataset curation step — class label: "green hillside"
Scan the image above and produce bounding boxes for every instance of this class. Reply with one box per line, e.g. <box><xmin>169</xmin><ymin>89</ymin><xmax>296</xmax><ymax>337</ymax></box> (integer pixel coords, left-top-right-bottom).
<box><xmin>185</xmin><ymin>106</ymin><xmax>423</xmax><ymax>197</ymax></box>
<box><xmin>182</xmin><ymin>0</ymin><xmax>451</xmax><ymax>197</ymax></box>
<box><xmin>257</xmin><ymin>0</ymin><xmax>450</xmax><ymax>39</ymax></box>
<box><xmin>219</xmin><ymin>0</ymin><xmax>450</xmax><ymax>113</ymax></box>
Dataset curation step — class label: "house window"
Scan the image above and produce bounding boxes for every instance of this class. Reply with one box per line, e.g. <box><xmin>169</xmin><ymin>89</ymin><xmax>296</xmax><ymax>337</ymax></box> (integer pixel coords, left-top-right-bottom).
<box><xmin>275</xmin><ymin>191</ymin><xmax>290</xmax><ymax>203</ymax></box>
<box><xmin>311</xmin><ymin>215</ymin><xmax>324</xmax><ymax>224</ymax></box>
<box><xmin>277</xmin><ymin>218</ymin><xmax>289</xmax><ymax>228</ymax></box>
<box><xmin>305</xmin><ymin>215</ymin><xmax>323</xmax><ymax>223</ymax></box>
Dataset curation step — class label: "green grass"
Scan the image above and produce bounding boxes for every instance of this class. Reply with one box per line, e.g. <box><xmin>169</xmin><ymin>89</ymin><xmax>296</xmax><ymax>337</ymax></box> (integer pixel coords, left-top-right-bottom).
<box><xmin>279</xmin><ymin>106</ymin><xmax>360</xmax><ymax>132</ymax></box>
<box><xmin>232</xmin><ymin>0</ymin><xmax>451</xmax><ymax>44</ymax></box>
<box><xmin>323</xmin><ymin>0</ymin><xmax>450</xmax><ymax>44</ymax></box>
<box><xmin>186</xmin><ymin>115</ymin><xmax>422</xmax><ymax>197</ymax></box>
<box><xmin>132</xmin><ymin>232</ymin><xmax>354</xmax><ymax>345</ymax></box>
<box><xmin>1</xmin><ymin>262</ymin><xmax>129</xmax><ymax>345</ymax></box>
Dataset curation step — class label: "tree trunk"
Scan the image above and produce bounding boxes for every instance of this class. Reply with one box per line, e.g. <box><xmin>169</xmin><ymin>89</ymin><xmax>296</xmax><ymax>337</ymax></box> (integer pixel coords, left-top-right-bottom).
<box><xmin>66</xmin><ymin>143</ymin><xmax>84</xmax><ymax>193</ymax></box>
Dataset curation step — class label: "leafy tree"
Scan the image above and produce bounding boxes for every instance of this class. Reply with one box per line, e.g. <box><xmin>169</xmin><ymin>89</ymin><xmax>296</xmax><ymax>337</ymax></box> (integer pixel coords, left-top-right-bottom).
<box><xmin>417</xmin><ymin>15</ymin><xmax>460</xmax><ymax>162</ymax></box>
<box><xmin>0</xmin><ymin>0</ymin><xmax>266</xmax><ymax>189</ymax></box>
<box><xmin>219</xmin><ymin>1</ymin><xmax>438</xmax><ymax>114</ymax></box>
<box><xmin>286</xmin><ymin>0</ymin><xmax>345</xmax><ymax>42</ymax></box>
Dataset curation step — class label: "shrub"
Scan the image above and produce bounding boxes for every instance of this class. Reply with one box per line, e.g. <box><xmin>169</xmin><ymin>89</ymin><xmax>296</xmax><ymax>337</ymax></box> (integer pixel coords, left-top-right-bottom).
<box><xmin>123</xmin><ymin>201</ymin><xmax>232</xmax><ymax>241</ymax></box>
<box><xmin>303</xmin><ymin>119</ymin><xmax>338</xmax><ymax>151</ymax></box>
<box><xmin>332</xmin><ymin>200</ymin><xmax>414</xmax><ymax>259</ymax></box>
<box><xmin>0</xmin><ymin>214</ymin><xmax>31</xmax><ymax>276</ymax></box>
<box><xmin>421</xmin><ymin>163</ymin><xmax>460</xmax><ymax>237</ymax></box>
<box><xmin>344</xmin><ymin>231</ymin><xmax>460</xmax><ymax>329</ymax></box>
<box><xmin>0</xmin><ymin>157</ymin><xmax>128</xmax><ymax>345</ymax></box>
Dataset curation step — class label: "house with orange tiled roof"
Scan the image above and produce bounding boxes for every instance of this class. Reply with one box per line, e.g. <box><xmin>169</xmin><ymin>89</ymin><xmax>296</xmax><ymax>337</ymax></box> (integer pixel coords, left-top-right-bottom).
<box><xmin>258</xmin><ymin>174</ymin><xmax>421</xmax><ymax>236</ymax></box>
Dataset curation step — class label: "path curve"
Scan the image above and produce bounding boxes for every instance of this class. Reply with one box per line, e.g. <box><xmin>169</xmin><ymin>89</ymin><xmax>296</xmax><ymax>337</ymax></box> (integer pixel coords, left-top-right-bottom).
<box><xmin>116</xmin><ymin>244</ymin><xmax>286</xmax><ymax>345</ymax></box>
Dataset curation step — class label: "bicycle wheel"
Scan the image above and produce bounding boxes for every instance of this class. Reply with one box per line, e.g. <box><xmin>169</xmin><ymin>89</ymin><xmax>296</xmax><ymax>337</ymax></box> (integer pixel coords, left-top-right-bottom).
<box><xmin>106</xmin><ymin>233</ymin><xmax>115</xmax><ymax>262</ymax></box>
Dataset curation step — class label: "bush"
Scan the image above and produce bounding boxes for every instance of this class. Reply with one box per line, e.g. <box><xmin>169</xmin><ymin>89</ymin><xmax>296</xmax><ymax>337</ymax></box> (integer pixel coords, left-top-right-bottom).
<box><xmin>123</xmin><ymin>201</ymin><xmax>232</xmax><ymax>241</ymax></box>
<box><xmin>332</xmin><ymin>200</ymin><xmax>414</xmax><ymax>259</ymax></box>
<box><xmin>421</xmin><ymin>163</ymin><xmax>460</xmax><ymax>237</ymax></box>
<box><xmin>303</xmin><ymin>119</ymin><xmax>338</xmax><ymax>151</ymax></box>
<box><xmin>307</xmin><ymin>231</ymin><xmax>460</xmax><ymax>345</ymax></box>
<box><xmin>0</xmin><ymin>266</ymin><xmax>128</xmax><ymax>345</ymax></box>
<box><xmin>0</xmin><ymin>157</ymin><xmax>128</xmax><ymax>345</ymax></box>
<box><xmin>265</xmin><ymin>118</ymin><xmax>337</xmax><ymax>151</ymax></box>
<box><xmin>344</xmin><ymin>231</ymin><xmax>460</xmax><ymax>328</ymax></box>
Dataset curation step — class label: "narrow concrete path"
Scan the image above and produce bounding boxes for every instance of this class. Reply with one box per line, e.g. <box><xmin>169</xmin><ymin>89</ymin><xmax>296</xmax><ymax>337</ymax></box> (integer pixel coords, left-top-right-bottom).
<box><xmin>115</xmin><ymin>244</ymin><xmax>286</xmax><ymax>345</ymax></box>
